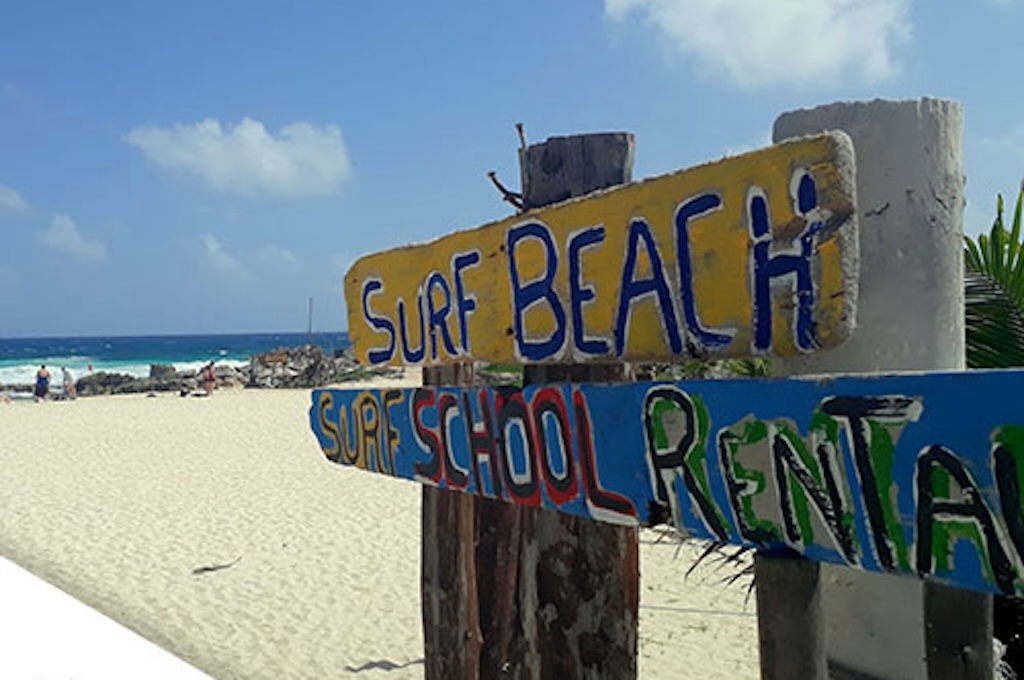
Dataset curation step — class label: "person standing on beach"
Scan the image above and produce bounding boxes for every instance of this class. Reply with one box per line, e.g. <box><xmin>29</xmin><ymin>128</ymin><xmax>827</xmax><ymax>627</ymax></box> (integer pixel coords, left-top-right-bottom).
<box><xmin>61</xmin><ymin>367</ymin><xmax>77</xmax><ymax>400</ymax></box>
<box><xmin>34</xmin><ymin>365</ymin><xmax>50</xmax><ymax>402</ymax></box>
<box><xmin>202</xmin><ymin>362</ymin><xmax>216</xmax><ymax>396</ymax></box>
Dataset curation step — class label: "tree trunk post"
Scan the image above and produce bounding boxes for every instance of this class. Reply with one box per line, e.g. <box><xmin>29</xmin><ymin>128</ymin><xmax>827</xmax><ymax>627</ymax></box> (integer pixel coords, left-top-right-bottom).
<box><xmin>491</xmin><ymin>130</ymin><xmax>643</xmax><ymax>675</ymax></box>
<box><xmin>420</xmin><ymin>133</ymin><xmax>639</xmax><ymax>679</ymax></box>
<box><xmin>770</xmin><ymin>98</ymin><xmax>991</xmax><ymax>680</ymax></box>
<box><xmin>422</xmin><ymin>363</ymin><xmax>482</xmax><ymax>680</ymax></box>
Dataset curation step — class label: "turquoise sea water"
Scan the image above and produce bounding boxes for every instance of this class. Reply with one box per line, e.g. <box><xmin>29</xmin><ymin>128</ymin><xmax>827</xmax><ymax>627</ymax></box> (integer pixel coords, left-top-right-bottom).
<box><xmin>0</xmin><ymin>332</ymin><xmax>349</xmax><ymax>386</ymax></box>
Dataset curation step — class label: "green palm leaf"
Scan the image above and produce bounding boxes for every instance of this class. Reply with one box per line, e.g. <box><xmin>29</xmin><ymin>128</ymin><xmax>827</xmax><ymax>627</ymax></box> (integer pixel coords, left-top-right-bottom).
<box><xmin>965</xmin><ymin>189</ymin><xmax>1024</xmax><ymax>369</ymax></box>
<box><xmin>965</xmin><ymin>269</ymin><xmax>1024</xmax><ymax>368</ymax></box>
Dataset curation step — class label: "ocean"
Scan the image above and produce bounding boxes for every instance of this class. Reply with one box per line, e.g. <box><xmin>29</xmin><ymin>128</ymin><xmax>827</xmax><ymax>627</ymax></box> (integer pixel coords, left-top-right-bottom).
<box><xmin>0</xmin><ymin>332</ymin><xmax>350</xmax><ymax>387</ymax></box>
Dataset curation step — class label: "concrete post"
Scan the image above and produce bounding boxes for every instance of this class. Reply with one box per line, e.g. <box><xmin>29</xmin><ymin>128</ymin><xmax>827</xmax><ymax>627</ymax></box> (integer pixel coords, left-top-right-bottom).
<box><xmin>770</xmin><ymin>98</ymin><xmax>991</xmax><ymax>679</ymax></box>
<box><xmin>755</xmin><ymin>555</ymin><xmax>827</xmax><ymax>680</ymax></box>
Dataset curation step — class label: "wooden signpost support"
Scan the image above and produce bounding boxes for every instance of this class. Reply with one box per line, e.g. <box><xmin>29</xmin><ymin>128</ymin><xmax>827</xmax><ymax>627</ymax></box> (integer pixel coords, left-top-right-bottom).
<box><xmin>422</xmin><ymin>133</ymin><xmax>641</xmax><ymax>678</ymax></box>
<box><xmin>514</xmin><ymin>134</ymin><xmax>639</xmax><ymax>678</ymax></box>
<box><xmin>421</xmin><ymin>363</ymin><xmax>481</xmax><ymax>678</ymax></box>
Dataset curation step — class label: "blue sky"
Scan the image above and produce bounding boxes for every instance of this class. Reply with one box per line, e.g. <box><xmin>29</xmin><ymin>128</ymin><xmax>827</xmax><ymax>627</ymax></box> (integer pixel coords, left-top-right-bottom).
<box><xmin>0</xmin><ymin>0</ymin><xmax>1020</xmax><ymax>337</ymax></box>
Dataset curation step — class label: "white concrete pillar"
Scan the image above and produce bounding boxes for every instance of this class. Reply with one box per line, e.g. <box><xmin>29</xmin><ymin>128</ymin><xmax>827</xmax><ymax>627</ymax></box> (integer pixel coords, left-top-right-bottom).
<box><xmin>774</xmin><ymin>98</ymin><xmax>964</xmax><ymax>375</ymax></box>
<box><xmin>771</xmin><ymin>98</ymin><xmax>986</xmax><ymax>680</ymax></box>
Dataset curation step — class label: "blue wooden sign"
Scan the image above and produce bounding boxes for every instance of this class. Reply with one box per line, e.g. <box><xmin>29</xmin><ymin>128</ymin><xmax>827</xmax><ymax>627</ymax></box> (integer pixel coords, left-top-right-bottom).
<box><xmin>310</xmin><ymin>370</ymin><xmax>1024</xmax><ymax>596</ymax></box>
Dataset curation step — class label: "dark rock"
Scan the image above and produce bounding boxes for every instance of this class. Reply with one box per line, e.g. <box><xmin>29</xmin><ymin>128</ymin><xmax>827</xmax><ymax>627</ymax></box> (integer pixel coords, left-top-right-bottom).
<box><xmin>76</xmin><ymin>371</ymin><xmax>137</xmax><ymax>397</ymax></box>
<box><xmin>150</xmin><ymin>364</ymin><xmax>176</xmax><ymax>380</ymax></box>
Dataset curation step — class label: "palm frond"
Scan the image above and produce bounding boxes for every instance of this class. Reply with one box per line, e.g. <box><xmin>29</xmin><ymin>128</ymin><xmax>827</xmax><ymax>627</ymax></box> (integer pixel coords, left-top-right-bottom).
<box><xmin>965</xmin><ymin>270</ymin><xmax>1024</xmax><ymax>368</ymax></box>
<box><xmin>967</xmin><ymin>191</ymin><xmax>1024</xmax><ymax>304</ymax></box>
<box><xmin>965</xmin><ymin>190</ymin><xmax>1024</xmax><ymax>369</ymax></box>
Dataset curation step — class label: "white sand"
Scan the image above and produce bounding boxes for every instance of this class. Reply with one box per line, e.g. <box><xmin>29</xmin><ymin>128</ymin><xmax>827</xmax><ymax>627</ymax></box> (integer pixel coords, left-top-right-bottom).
<box><xmin>0</xmin><ymin>373</ymin><xmax>757</xmax><ymax>679</ymax></box>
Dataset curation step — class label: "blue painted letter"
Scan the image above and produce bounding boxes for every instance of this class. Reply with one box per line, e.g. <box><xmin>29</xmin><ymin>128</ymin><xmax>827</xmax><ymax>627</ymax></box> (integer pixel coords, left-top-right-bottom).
<box><xmin>675</xmin><ymin>194</ymin><xmax>734</xmax><ymax>351</ymax></box>
<box><xmin>397</xmin><ymin>291</ymin><xmax>426</xmax><ymax>364</ymax></box>
<box><xmin>749</xmin><ymin>173</ymin><xmax>821</xmax><ymax>353</ymax></box>
<box><xmin>453</xmin><ymin>251</ymin><xmax>480</xmax><ymax>354</ymax></box>
<box><xmin>615</xmin><ymin>219</ymin><xmax>682</xmax><ymax>356</ymax></box>
<box><xmin>362</xmin><ymin>279</ymin><xmax>396</xmax><ymax>364</ymax></box>
<box><xmin>425</xmin><ymin>272</ymin><xmax>458</xmax><ymax>361</ymax></box>
<box><xmin>568</xmin><ymin>226</ymin><xmax>610</xmax><ymax>356</ymax></box>
<box><xmin>508</xmin><ymin>222</ymin><xmax>567</xmax><ymax>361</ymax></box>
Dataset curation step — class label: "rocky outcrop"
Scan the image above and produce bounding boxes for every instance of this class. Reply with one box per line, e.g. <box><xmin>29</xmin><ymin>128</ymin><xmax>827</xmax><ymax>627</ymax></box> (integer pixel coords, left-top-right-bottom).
<box><xmin>72</xmin><ymin>346</ymin><xmax>400</xmax><ymax>397</ymax></box>
<box><xmin>76</xmin><ymin>370</ymin><xmax>198</xmax><ymax>397</ymax></box>
<box><xmin>245</xmin><ymin>344</ymin><xmax>400</xmax><ymax>388</ymax></box>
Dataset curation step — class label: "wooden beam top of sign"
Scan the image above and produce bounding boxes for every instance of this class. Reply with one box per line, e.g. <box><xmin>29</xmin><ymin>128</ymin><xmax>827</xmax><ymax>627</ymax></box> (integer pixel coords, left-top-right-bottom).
<box><xmin>311</xmin><ymin>369</ymin><xmax>1024</xmax><ymax>597</ymax></box>
<box><xmin>346</xmin><ymin>131</ymin><xmax>858</xmax><ymax>367</ymax></box>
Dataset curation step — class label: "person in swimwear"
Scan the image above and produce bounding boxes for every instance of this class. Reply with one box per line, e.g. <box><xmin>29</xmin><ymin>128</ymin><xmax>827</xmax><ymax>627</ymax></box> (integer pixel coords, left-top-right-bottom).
<box><xmin>61</xmin><ymin>366</ymin><xmax>77</xmax><ymax>400</ymax></box>
<box><xmin>34</xmin><ymin>365</ymin><xmax>51</xmax><ymax>402</ymax></box>
<box><xmin>202</xmin><ymin>362</ymin><xmax>216</xmax><ymax>396</ymax></box>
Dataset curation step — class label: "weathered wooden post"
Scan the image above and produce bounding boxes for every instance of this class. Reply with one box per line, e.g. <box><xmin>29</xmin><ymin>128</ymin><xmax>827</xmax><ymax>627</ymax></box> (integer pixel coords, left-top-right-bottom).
<box><xmin>512</xmin><ymin>133</ymin><xmax>639</xmax><ymax>678</ymax></box>
<box><xmin>422</xmin><ymin>133</ymin><xmax>640</xmax><ymax>679</ymax></box>
<box><xmin>769</xmin><ymin>98</ymin><xmax>991</xmax><ymax>679</ymax></box>
<box><xmin>422</xmin><ymin>363</ymin><xmax>482</xmax><ymax>679</ymax></box>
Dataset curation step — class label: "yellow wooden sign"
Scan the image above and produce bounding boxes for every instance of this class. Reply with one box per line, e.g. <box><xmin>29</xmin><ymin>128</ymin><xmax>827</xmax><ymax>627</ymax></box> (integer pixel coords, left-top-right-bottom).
<box><xmin>345</xmin><ymin>131</ymin><xmax>857</xmax><ymax>367</ymax></box>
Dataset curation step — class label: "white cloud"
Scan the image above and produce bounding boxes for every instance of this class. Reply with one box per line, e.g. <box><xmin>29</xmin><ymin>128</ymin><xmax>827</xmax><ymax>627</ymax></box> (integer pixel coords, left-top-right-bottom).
<box><xmin>38</xmin><ymin>215</ymin><xmax>106</xmax><ymax>260</ymax></box>
<box><xmin>605</xmin><ymin>0</ymin><xmax>911</xmax><ymax>89</ymax></box>
<box><xmin>256</xmin><ymin>244</ymin><xmax>299</xmax><ymax>267</ymax></box>
<box><xmin>125</xmin><ymin>118</ymin><xmax>352</xmax><ymax>197</ymax></box>
<box><xmin>199</xmin><ymin>232</ymin><xmax>247</xmax><ymax>279</ymax></box>
<box><xmin>0</xmin><ymin>185</ymin><xmax>28</xmax><ymax>211</ymax></box>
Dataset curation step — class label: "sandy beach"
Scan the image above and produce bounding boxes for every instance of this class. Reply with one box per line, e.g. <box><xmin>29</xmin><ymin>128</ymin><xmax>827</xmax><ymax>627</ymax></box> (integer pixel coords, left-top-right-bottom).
<box><xmin>0</xmin><ymin>373</ymin><xmax>757</xmax><ymax>679</ymax></box>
